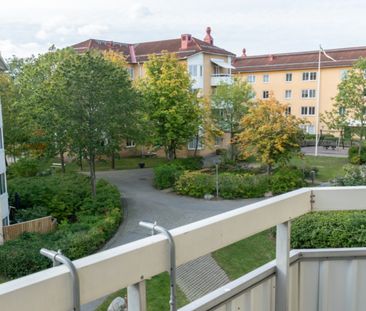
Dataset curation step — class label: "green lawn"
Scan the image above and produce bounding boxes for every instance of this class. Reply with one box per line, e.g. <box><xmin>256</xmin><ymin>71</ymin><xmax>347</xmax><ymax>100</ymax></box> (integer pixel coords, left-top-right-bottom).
<box><xmin>96</xmin><ymin>272</ymin><xmax>188</xmax><ymax>311</ymax></box>
<box><xmin>290</xmin><ymin>155</ymin><xmax>348</xmax><ymax>182</ymax></box>
<box><xmin>212</xmin><ymin>230</ymin><xmax>276</xmax><ymax>280</ymax></box>
<box><xmin>61</xmin><ymin>157</ymin><xmax>168</xmax><ymax>172</ymax></box>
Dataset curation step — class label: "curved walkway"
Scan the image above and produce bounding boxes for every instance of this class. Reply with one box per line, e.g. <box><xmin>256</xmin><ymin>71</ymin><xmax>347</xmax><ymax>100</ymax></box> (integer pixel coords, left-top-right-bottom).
<box><xmin>83</xmin><ymin>168</ymin><xmax>264</xmax><ymax>310</ymax></box>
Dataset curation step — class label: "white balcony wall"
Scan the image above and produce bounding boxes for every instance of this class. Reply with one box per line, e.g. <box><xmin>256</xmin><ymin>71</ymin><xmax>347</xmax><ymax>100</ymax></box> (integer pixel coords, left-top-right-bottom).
<box><xmin>211</xmin><ymin>75</ymin><xmax>233</xmax><ymax>86</ymax></box>
<box><xmin>187</xmin><ymin>53</ymin><xmax>204</xmax><ymax>89</ymax></box>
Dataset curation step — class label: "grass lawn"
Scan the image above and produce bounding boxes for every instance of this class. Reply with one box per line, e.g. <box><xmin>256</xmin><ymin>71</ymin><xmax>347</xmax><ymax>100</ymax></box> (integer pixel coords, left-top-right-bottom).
<box><xmin>96</xmin><ymin>272</ymin><xmax>188</xmax><ymax>311</ymax></box>
<box><xmin>212</xmin><ymin>230</ymin><xmax>276</xmax><ymax>280</ymax></box>
<box><xmin>61</xmin><ymin>157</ymin><xmax>168</xmax><ymax>172</ymax></box>
<box><xmin>290</xmin><ymin>155</ymin><xmax>348</xmax><ymax>182</ymax></box>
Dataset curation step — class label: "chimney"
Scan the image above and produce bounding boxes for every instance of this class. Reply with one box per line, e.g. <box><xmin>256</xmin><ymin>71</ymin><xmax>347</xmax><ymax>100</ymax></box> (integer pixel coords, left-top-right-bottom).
<box><xmin>180</xmin><ymin>34</ymin><xmax>192</xmax><ymax>50</ymax></box>
<box><xmin>268</xmin><ymin>54</ymin><xmax>274</xmax><ymax>61</ymax></box>
<box><xmin>242</xmin><ymin>48</ymin><xmax>247</xmax><ymax>57</ymax></box>
<box><xmin>204</xmin><ymin>26</ymin><xmax>213</xmax><ymax>45</ymax></box>
<box><xmin>129</xmin><ymin>44</ymin><xmax>137</xmax><ymax>63</ymax></box>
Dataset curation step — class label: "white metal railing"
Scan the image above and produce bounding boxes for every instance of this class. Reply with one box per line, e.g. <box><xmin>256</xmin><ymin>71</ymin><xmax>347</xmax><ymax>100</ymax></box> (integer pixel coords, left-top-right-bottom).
<box><xmin>211</xmin><ymin>73</ymin><xmax>231</xmax><ymax>77</ymax></box>
<box><xmin>0</xmin><ymin>187</ymin><xmax>366</xmax><ymax>311</ymax></box>
<box><xmin>211</xmin><ymin>75</ymin><xmax>233</xmax><ymax>86</ymax></box>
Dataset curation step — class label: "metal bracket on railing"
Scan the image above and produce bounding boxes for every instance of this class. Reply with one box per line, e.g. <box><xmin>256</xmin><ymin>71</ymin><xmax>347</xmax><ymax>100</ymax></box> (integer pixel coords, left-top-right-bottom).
<box><xmin>139</xmin><ymin>221</ymin><xmax>177</xmax><ymax>311</ymax></box>
<box><xmin>40</xmin><ymin>248</ymin><xmax>80</xmax><ymax>311</ymax></box>
<box><xmin>310</xmin><ymin>190</ymin><xmax>316</xmax><ymax>210</ymax></box>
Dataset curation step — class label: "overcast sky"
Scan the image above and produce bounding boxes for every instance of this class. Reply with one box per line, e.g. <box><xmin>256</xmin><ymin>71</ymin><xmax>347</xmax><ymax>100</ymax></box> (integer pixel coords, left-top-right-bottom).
<box><xmin>1</xmin><ymin>0</ymin><xmax>366</xmax><ymax>59</ymax></box>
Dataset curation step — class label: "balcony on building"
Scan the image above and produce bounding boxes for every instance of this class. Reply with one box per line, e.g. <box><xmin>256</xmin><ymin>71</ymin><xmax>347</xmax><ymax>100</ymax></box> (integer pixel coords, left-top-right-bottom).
<box><xmin>211</xmin><ymin>58</ymin><xmax>234</xmax><ymax>86</ymax></box>
<box><xmin>1</xmin><ymin>186</ymin><xmax>366</xmax><ymax>311</ymax></box>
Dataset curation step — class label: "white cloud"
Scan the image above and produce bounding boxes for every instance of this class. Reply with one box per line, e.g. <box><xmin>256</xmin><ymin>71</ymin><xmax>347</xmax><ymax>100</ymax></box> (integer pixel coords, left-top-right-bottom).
<box><xmin>77</xmin><ymin>24</ymin><xmax>109</xmax><ymax>37</ymax></box>
<box><xmin>0</xmin><ymin>39</ymin><xmax>46</xmax><ymax>58</ymax></box>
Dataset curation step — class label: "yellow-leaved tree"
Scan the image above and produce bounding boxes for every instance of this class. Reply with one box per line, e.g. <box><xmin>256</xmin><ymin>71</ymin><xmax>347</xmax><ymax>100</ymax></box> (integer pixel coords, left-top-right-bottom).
<box><xmin>236</xmin><ymin>97</ymin><xmax>304</xmax><ymax>173</ymax></box>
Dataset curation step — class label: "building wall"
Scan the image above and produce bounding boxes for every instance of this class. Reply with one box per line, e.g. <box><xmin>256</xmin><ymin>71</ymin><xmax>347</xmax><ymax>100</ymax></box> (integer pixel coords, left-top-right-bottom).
<box><xmin>235</xmin><ymin>66</ymin><xmax>350</xmax><ymax>134</ymax></box>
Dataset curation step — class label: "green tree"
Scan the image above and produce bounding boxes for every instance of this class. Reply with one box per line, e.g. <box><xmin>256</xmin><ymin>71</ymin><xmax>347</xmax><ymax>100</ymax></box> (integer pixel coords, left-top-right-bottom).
<box><xmin>211</xmin><ymin>78</ymin><xmax>253</xmax><ymax>160</ymax></box>
<box><xmin>237</xmin><ymin>97</ymin><xmax>303</xmax><ymax>173</ymax></box>
<box><xmin>62</xmin><ymin>50</ymin><xmax>139</xmax><ymax>195</ymax></box>
<box><xmin>140</xmin><ymin>52</ymin><xmax>201</xmax><ymax>160</ymax></box>
<box><xmin>323</xmin><ymin>58</ymin><xmax>366</xmax><ymax>157</ymax></box>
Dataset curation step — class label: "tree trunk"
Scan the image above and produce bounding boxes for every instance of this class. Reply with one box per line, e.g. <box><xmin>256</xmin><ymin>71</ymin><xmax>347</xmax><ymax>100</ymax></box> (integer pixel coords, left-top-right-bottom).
<box><xmin>60</xmin><ymin>151</ymin><xmax>66</xmax><ymax>173</ymax></box>
<box><xmin>79</xmin><ymin>150</ymin><xmax>83</xmax><ymax>171</ymax></box>
<box><xmin>88</xmin><ymin>154</ymin><xmax>96</xmax><ymax>197</ymax></box>
<box><xmin>111</xmin><ymin>152</ymin><xmax>116</xmax><ymax>169</ymax></box>
<box><xmin>230</xmin><ymin>131</ymin><xmax>235</xmax><ymax>161</ymax></box>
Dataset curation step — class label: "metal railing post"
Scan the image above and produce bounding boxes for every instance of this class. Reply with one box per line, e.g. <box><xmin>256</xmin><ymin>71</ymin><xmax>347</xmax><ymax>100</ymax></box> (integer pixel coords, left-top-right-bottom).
<box><xmin>127</xmin><ymin>280</ymin><xmax>146</xmax><ymax>311</ymax></box>
<box><xmin>40</xmin><ymin>248</ymin><xmax>80</xmax><ymax>311</ymax></box>
<box><xmin>275</xmin><ymin>221</ymin><xmax>291</xmax><ymax>311</ymax></box>
<box><xmin>139</xmin><ymin>221</ymin><xmax>177</xmax><ymax>311</ymax></box>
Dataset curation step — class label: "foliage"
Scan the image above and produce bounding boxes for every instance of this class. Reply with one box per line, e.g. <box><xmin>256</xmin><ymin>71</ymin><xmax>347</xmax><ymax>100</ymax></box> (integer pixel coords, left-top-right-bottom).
<box><xmin>175</xmin><ymin>171</ymin><xmax>215</xmax><ymax>197</ymax></box>
<box><xmin>322</xmin><ymin>58</ymin><xmax>366</xmax><ymax>156</ymax></box>
<box><xmin>348</xmin><ymin>145</ymin><xmax>366</xmax><ymax>164</ymax></box>
<box><xmin>0</xmin><ymin>176</ymin><xmax>122</xmax><ymax>279</ymax></box>
<box><xmin>219</xmin><ymin>173</ymin><xmax>270</xmax><ymax>198</ymax></box>
<box><xmin>7</xmin><ymin>158</ymin><xmax>42</xmax><ymax>177</ymax></box>
<box><xmin>270</xmin><ymin>166</ymin><xmax>306</xmax><ymax>195</ymax></box>
<box><xmin>173</xmin><ymin>156</ymin><xmax>203</xmax><ymax>170</ymax></box>
<box><xmin>335</xmin><ymin>164</ymin><xmax>366</xmax><ymax>186</ymax></box>
<box><xmin>237</xmin><ymin>97</ymin><xmax>304</xmax><ymax>173</ymax></box>
<box><xmin>211</xmin><ymin>78</ymin><xmax>253</xmax><ymax>160</ymax></box>
<box><xmin>139</xmin><ymin>52</ymin><xmax>201</xmax><ymax>160</ymax></box>
<box><xmin>291</xmin><ymin>211</ymin><xmax>366</xmax><ymax>249</ymax></box>
<box><xmin>153</xmin><ymin>164</ymin><xmax>183</xmax><ymax>189</ymax></box>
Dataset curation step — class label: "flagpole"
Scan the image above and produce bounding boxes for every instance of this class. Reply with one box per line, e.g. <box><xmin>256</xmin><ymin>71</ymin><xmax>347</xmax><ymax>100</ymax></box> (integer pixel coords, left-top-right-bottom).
<box><xmin>315</xmin><ymin>45</ymin><xmax>321</xmax><ymax>157</ymax></box>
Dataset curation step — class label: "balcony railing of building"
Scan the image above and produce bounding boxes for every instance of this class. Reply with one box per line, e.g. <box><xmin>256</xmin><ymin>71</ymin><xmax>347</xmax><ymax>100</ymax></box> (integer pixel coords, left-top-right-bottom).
<box><xmin>211</xmin><ymin>74</ymin><xmax>233</xmax><ymax>86</ymax></box>
<box><xmin>1</xmin><ymin>186</ymin><xmax>366</xmax><ymax>311</ymax></box>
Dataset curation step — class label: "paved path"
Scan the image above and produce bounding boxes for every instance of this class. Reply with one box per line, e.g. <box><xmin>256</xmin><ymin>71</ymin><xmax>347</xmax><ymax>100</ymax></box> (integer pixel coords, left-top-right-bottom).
<box><xmin>82</xmin><ymin>168</ymin><xmax>263</xmax><ymax>310</ymax></box>
<box><xmin>301</xmin><ymin>146</ymin><xmax>348</xmax><ymax>158</ymax></box>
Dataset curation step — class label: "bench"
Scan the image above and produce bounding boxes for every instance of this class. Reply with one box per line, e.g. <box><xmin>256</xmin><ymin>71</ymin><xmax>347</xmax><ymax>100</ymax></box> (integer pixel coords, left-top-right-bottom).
<box><xmin>321</xmin><ymin>140</ymin><xmax>337</xmax><ymax>150</ymax></box>
<box><xmin>51</xmin><ymin>163</ymin><xmax>63</xmax><ymax>169</ymax></box>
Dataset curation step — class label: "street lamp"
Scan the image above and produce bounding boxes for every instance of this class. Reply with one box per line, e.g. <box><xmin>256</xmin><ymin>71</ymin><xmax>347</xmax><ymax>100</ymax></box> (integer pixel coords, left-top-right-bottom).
<box><xmin>214</xmin><ymin>158</ymin><xmax>221</xmax><ymax>199</ymax></box>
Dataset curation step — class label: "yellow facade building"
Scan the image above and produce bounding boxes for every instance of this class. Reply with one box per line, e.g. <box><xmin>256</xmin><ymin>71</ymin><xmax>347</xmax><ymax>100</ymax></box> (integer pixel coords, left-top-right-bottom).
<box><xmin>233</xmin><ymin>47</ymin><xmax>366</xmax><ymax>135</ymax></box>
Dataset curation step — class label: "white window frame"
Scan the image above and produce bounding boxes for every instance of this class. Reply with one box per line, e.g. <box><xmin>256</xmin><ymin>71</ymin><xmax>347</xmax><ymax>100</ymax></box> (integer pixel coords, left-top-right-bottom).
<box><xmin>285</xmin><ymin>90</ymin><xmax>292</xmax><ymax>99</ymax></box>
<box><xmin>285</xmin><ymin>73</ymin><xmax>292</xmax><ymax>82</ymax></box>
<box><xmin>188</xmin><ymin>128</ymin><xmax>204</xmax><ymax>150</ymax></box>
<box><xmin>0</xmin><ymin>173</ymin><xmax>6</xmax><ymax>195</ymax></box>
<box><xmin>285</xmin><ymin>106</ymin><xmax>291</xmax><ymax>115</ymax></box>
<box><xmin>128</xmin><ymin>67</ymin><xmax>134</xmax><ymax>80</ymax></box>
<box><xmin>247</xmin><ymin>75</ymin><xmax>256</xmax><ymax>83</ymax></box>
<box><xmin>126</xmin><ymin>138</ymin><xmax>136</xmax><ymax>148</ymax></box>
<box><xmin>340</xmin><ymin>69</ymin><xmax>348</xmax><ymax>80</ymax></box>
<box><xmin>214</xmin><ymin>136</ymin><xmax>223</xmax><ymax>147</ymax></box>
<box><xmin>301</xmin><ymin>106</ymin><xmax>315</xmax><ymax>116</ymax></box>
<box><xmin>302</xmin><ymin>71</ymin><xmax>317</xmax><ymax>81</ymax></box>
<box><xmin>262</xmin><ymin>90</ymin><xmax>269</xmax><ymax>99</ymax></box>
<box><xmin>301</xmin><ymin>89</ymin><xmax>316</xmax><ymax>99</ymax></box>
<box><xmin>189</xmin><ymin>65</ymin><xmax>198</xmax><ymax>77</ymax></box>
<box><xmin>263</xmin><ymin>74</ymin><xmax>269</xmax><ymax>83</ymax></box>
<box><xmin>0</xmin><ymin>127</ymin><xmax>3</xmax><ymax>149</ymax></box>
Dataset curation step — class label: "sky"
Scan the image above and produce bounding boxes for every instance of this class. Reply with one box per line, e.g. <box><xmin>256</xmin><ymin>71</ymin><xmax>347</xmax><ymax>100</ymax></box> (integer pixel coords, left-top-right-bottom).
<box><xmin>1</xmin><ymin>0</ymin><xmax>366</xmax><ymax>59</ymax></box>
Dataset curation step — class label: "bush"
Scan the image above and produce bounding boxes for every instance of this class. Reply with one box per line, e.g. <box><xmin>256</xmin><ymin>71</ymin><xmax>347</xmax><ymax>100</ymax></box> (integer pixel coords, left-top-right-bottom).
<box><xmin>348</xmin><ymin>145</ymin><xmax>366</xmax><ymax>164</ymax></box>
<box><xmin>336</xmin><ymin>164</ymin><xmax>366</xmax><ymax>186</ymax></box>
<box><xmin>173</xmin><ymin>157</ymin><xmax>203</xmax><ymax>170</ymax></box>
<box><xmin>291</xmin><ymin>211</ymin><xmax>366</xmax><ymax>249</ymax></box>
<box><xmin>0</xmin><ymin>175</ymin><xmax>122</xmax><ymax>279</ymax></box>
<box><xmin>175</xmin><ymin>171</ymin><xmax>215</xmax><ymax>197</ymax></box>
<box><xmin>153</xmin><ymin>164</ymin><xmax>183</xmax><ymax>189</ymax></box>
<box><xmin>219</xmin><ymin>173</ymin><xmax>270</xmax><ymax>199</ymax></box>
<box><xmin>271</xmin><ymin>166</ymin><xmax>306</xmax><ymax>195</ymax></box>
<box><xmin>8</xmin><ymin>158</ymin><xmax>42</xmax><ymax>178</ymax></box>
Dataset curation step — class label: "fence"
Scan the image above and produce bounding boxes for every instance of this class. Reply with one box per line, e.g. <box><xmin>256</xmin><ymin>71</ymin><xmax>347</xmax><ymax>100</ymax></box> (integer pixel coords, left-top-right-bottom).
<box><xmin>3</xmin><ymin>216</ymin><xmax>56</xmax><ymax>241</ymax></box>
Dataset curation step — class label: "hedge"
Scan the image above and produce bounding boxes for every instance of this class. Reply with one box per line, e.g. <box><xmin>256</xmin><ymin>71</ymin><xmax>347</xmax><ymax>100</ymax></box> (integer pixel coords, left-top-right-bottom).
<box><xmin>0</xmin><ymin>175</ymin><xmax>122</xmax><ymax>279</ymax></box>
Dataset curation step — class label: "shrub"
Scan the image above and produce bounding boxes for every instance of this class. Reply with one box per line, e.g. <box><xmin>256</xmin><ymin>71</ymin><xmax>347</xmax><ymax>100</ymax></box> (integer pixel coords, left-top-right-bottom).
<box><xmin>8</xmin><ymin>158</ymin><xmax>42</xmax><ymax>178</ymax></box>
<box><xmin>271</xmin><ymin>166</ymin><xmax>306</xmax><ymax>195</ymax></box>
<box><xmin>219</xmin><ymin>173</ymin><xmax>270</xmax><ymax>199</ymax></box>
<box><xmin>348</xmin><ymin>145</ymin><xmax>366</xmax><ymax>164</ymax></box>
<box><xmin>0</xmin><ymin>177</ymin><xmax>122</xmax><ymax>279</ymax></box>
<box><xmin>173</xmin><ymin>157</ymin><xmax>203</xmax><ymax>170</ymax></box>
<box><xmin>153</xmin><ymin>164</ymin><xmax>183</xmax><ymax>189</ymax></box>
<box><xmin>291</xmin><ymin>211</ymin><xmax>366</xmax><ymax>249</ymax></box>
<box><xmin>175</xmin><ymin>171</ymin><xmax>215</xmax><ymax>197</ymax></box>
<box><xmin>336</xmin><ymin>164</ymin><xmax>366</xmax><ymax>186</ymax></box>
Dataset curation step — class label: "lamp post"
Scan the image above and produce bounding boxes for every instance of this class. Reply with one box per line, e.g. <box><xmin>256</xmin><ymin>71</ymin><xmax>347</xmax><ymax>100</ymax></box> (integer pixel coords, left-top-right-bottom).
<box><xmin>214</xmin><ymin>159</ymin><xmax>221</xmax><ymax>199</ymax></box>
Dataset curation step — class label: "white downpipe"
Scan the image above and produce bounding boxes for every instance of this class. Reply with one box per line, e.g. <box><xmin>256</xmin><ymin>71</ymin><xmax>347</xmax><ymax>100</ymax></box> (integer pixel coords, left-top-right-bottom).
<box><xmin>315</xmin><ymin>46</ymin><xmax>321</xmax><ymax>157</ymax></box>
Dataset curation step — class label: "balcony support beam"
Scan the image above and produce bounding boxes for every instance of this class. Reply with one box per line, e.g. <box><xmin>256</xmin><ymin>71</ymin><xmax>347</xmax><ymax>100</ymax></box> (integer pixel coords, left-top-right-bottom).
<box><xmin>127</xmin><ymin>280</ymin><xmax>146</xmax><ymax>311</ymax></box>
<box><xmin>275</xmin><ymin>221</ymin><xmax>291</xmax><ymax>311</ymax></box>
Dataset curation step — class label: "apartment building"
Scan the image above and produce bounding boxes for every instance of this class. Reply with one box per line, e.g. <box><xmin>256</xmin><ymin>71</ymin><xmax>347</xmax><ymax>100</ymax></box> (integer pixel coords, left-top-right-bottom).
<box><xmin>72</xmin><ymin>27</ymin><xmax>235</xmax><ymax>156</ymax></box>
<box><xmin>0</xmin><ymin>53</ymin><xmax>9</xmax><ymax>245</ymax></box>
<box><xmin>233</xmin><ymin>47</ymin><xmax>366</xmax><ymax>134</ymax></box>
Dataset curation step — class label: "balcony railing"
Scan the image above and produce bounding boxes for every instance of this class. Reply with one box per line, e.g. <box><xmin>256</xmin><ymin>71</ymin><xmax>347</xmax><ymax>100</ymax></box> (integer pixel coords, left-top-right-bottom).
<box><xmin>211</xmin><ymin>74</ymin><xmax>233</xmax><ymax>86</ymax></box>
<box><xmin>0</xmin><ymin>186</ymin><xmax>366</xmax><ymax>311</ymax></box>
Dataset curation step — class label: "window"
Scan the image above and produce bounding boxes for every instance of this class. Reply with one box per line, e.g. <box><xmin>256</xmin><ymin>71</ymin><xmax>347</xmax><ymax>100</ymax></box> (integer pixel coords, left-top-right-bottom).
<box><xmin>340</xmin><ymin>70</ymin><xmax>348</xmax><ymax>80</ymax></box>
<box><xmin>128</xmin><ymin>68</ymin><xmax>134</xmax><ymax>80</ymax></box>
<box><xmin>214</xmin><ymin>136</ymin><xmax>223</xmax><ymax>146</ymax></box>
<box><xmin>339</xmin><ymin>107</ymin><xmax>346</xmax><ymax>115</ymax></box>
<box><xmin>126</xmin><ymin>138</ymin><xmax>136</xmax><ymax>148</ymax></box>
<box><xmin>285</xmin><ymin>106</ymin><xmax>291</xmax><ymax>115</ymax></box>
<box><xmin>285</xmin><ymin>90</ymin><xmax>292</xmax><ymax>99</ymax></box>
<box><xmin>189</xmin><ymin>65</ymin><xmax>198</xmax><ymax>77</ymax></box>
<box><xmin>262</xmin><ymin>91</ymin><xmax>269</xmax><ymax>99</ymax></box>
<box><xmin>2</xmin><ymin>217</ymin><xmax>8</xmax><ymax>227</ymax></box>
<box><xmin>301</xmin><ymin>106</ymin><xmax>315</xmax><ymax>115</ymax></box>
<box><xmin>0</xmin><ymin>128</ymin><xmax>3</xmax><ymax>149</ymax></box>
<box><xmin>302</xmin><ymin>71</ymin><xmax>317</xmax><ymax>81</ymax></box>
<box><xmin>300</xmin><ymin>124</ymin><xmax>315</xmax><ymax>134</ymax></box>
<box><xmin>199</xmin><ymin>65</ymin><xmax>203</xmax><ymax>77</ymax></box>
<box><xmin>0</xmin><ymin>173</ymin><xmax>6</xmax><ymax>195</ymax></box>
<box><xmin>263</xmin><ymin>74</ymin><xmax>269</xmax><ymax>83</ymax></box>
<box><xmin>285</xmin><ymin>73</ymin><xmax>292</xmax><ymax>82</ymax></box>
<box><xmin>247</xmin><ymin>75</ymin><xmax>256</xmax><ymax>83</ymax></box>
<box><xmin>302</xmin><ymin>89</ymin><xmax>316</xmax><ymax>98</ymax></box>
<box><xmin>188</xmin><ymin>137</ymin><xmax>203</xmax><ymax>150</ymax></box>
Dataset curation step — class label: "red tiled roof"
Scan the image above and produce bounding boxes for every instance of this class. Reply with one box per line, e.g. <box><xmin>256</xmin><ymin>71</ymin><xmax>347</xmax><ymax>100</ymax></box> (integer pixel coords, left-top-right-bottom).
<box><xmin>233</xmin><ymin>46</ymin><xmax>366</xmax><ymax>73</ymax></box>
<box><xmin>71</xmin><ymin>37</ymin><xmax>235</xmax><ymax>63</ymax></box>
